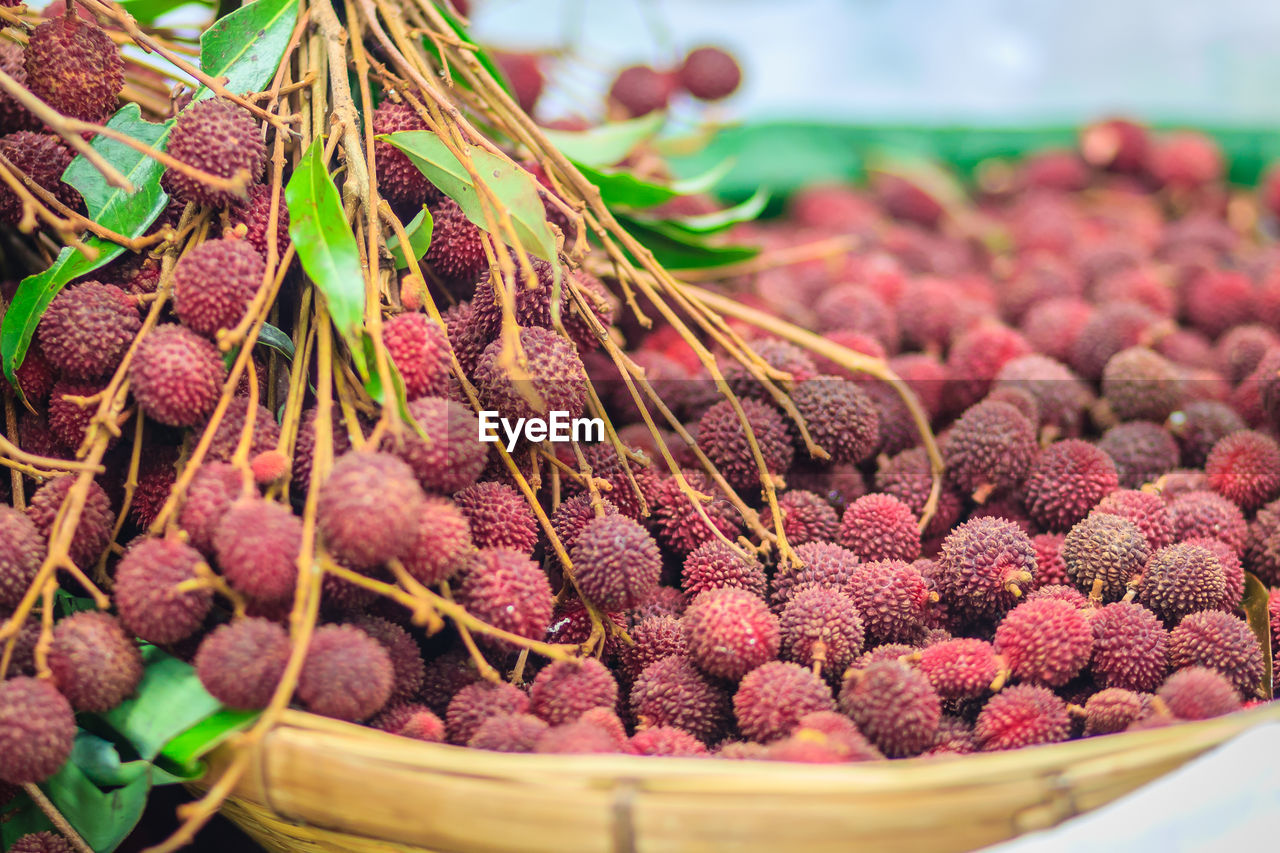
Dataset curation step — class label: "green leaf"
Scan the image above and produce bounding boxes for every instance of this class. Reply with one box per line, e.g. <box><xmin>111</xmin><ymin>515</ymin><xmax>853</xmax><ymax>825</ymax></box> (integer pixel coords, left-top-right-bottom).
<box><xmin>1242</xmin><ymin>572</ymin><xmax>1273</xmax><ymax>700</ymax></box>
<box><xmin>380</xmin><ymin>131</ymin><xmax>559</xmax><ymax>268</ymax></box>
<box><xmin>541</xmin><ymin>114</ymin><xmax>664</xmax><ymax>168</ymax></box>
<box><xmin>257</xmin><ymin>321</ymin><xmax>297</xmax><ymax>360</ymax></box>
<box><xmin>197</xmin><ymin>0</ymin><xmax>300</xmax><ymax>102</ymax></box>
<box><xmin>286</xmin><ymin>137</ymin><xmax>366</xmax><ymax>347</ymax></box>
<box><xmin>669</xmin><ymin>158</ymin><xmax>736</xmax><ymax>195</ymax></box>
<box><xmin>653</xmin><ymin>187</ymin><xmax>770</xmax><ymax>236</ymax></box>
<box><xmin>160</xmin><ymin>708</ymin><xmax>259</xmax><ymax>771</ymax></box>
<box><xmin>387</xmin><ymin>205</ymin><xmax>434</xmax><ymax>269</ymax></box>
<box><xmin>98</xmin><ymin>647</ymin><xmax>223</xmax><ymax>761</ymax></box>
<box><xmin>118</xmin><ymin>0</ymin><xmax>210</xmax><ymax>27</ymax></box>
<box><xmin>71</xmin><ymin>731</ymin><xmax>190</xmax><ymax>788</ymax></box>
<box><xmin>572</xmin><ymin>161</ymin><xmax>679</xmax><ymax>209</ymax></box>
<box><xmin>41</xmin><ymin>760</ymin><xmax>150</xmax><ymax>852</ymax></box>
<box><xmin>0</xmin><ymin>795</ymin><xmax>53</xmax><ymax>848</ymax></box>
<box><xmin>615</xmin><ymin>214</ymin><xmax>759</xmax><ymax>270</ymax></box>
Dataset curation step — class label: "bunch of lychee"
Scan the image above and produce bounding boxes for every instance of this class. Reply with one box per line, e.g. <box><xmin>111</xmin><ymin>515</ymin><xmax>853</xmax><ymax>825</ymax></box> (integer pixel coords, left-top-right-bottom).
<box><xmin>608</xmin><ymin>46</ymin><xmax>743</xmax><ymax>119</ymax></box>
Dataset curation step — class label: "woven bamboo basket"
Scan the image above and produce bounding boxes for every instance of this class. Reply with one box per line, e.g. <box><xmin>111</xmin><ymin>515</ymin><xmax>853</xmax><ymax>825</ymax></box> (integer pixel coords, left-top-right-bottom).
<box><xmin>196</xmin><ymin>701</ymin><xmax>1279</xmax><ymax>853</ymax></box>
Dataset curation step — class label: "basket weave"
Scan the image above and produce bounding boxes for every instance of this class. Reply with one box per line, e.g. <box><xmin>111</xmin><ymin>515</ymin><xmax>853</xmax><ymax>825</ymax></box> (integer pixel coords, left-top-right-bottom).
<box><xmin>200</xmin><ymin>702</ymin><xmax>1279</xmax><ymax>853</ymax></box>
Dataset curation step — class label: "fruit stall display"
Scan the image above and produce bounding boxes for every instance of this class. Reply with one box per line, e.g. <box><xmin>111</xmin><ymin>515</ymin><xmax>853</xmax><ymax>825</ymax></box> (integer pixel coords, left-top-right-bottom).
<box><xmin>0</xmin><ymin>1</ymin><xmax>1276</xmax><ymax>852</ymax></box>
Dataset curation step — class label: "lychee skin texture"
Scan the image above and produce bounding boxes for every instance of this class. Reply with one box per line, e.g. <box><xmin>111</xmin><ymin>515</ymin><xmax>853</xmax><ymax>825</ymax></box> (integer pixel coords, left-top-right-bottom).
<box><xmin>474</xmin><ymin>326</ymin><xmax>588</xmax><ymax>423</ymax></box>
<box><xmin>178</xmin><ymin>462</ymin><xmax>242</xmax><ymax>557</ymax></box>
<box><xmin>916</xmin><ymin>638</ymin><xmax>1001</xmax><ymax>701</ymax></box>
<box><xmin>843</xmin><ymin>559</ymin><xmax>931</xmax><ymax>646</ymax></box>
<box><xmin>1101</xmin><ymin>346</ymin><xmax>1184</xmax><ymax>423</ymax></box>
<box><xmin>974</xmin><ymin>685</ymin><xmax>1070</xmax><ymax>752</ymax></box>
<box><xmin>350</xmin><ymin>617</ymin><xmax>424</xmax><ymax>704</ymax></box>
<box><xmin>317</xmin><ymin>452</ymin><xmax>425</xmax><ymax>570</ymax></box>
<box><xmin>47</xmin><ymin>612</ymin><xmax>142</xmax><ymax>712</ymax></box>
<box><xmin>994</xmin><ymin>598</ymin><xmax>1093</xmax><ymax>687</ymax></box>
<box><xmin>571</xmin><ymin>514</ymin><xmax>662</xmax><ymax>610</ymax></box>
<box><xmin>1062</xmin><ymin>513</ymin><xmax>1150</xmax><ymax>602</ymax></box>
<box><xmin>1089</xmin><ymin>601</ymin><xmax>1168</xmax><ymax>692</ymax></box>
<box><xmin>609</xmin><ymin>65</ymin><xmax>674</xmax><ymax>117</ymax></box>
<box><xmin>0</xmin><ymin>506</ymin><xmax>45</xmax><ymax>610</ymax></box>
<box><xmin>468</xmin><ymin>713</ymin><xmax>548</xmax><ymax>753</ymax></box>
<box><xmin>1023</xmin><ymin>440</ymin><xmax>1119</xmax><ymax>531</ymax></box>
<box><xmin>370</xmin><ymin>702</ymin><xmax>444</xmax><ymax>743</ymax></box>
<box><xmin>163</xmin><ymin>97</ymin><xmax>265</xmax><ymax>208</ymax></box>
<box><xmin>839</xmin><ymin>661</ymin><xmax>940</xmax><ymax>758</ymax></box>
<box><xmin>38</xmin><ymin>281</ymin><xmax>141</xmax><ymax>380</ymax></box>
<box><xmin>130</xmin><ymin>324</ymin><xmax>226</xmax><ymax>427</ymax></box>
<box><xmin>630</xmin><ymin>655</ymin><xmax>730</xmax><ymax>743</ymax></box>
<box><xmin>228</xmin><ymin>184</ymin><xmax>290</xmax><ymax>260</ymax></box>
<box><xmin>838</xmin><ymin>493</ymin><xmax>921</xmax><ymax>563</ymax></box>
<box><xmin>1167</xmin><ymin>610</ymin><xmax>1264</xmax><ymax>696</ymax></box>
<box><xmin>203</xmin><ymin>398</ymin><xmax>281</xmax><ymax>463</ymax></box>
<box><xmin>1205</xmin><ymin>430</ymin><xmax>1280</xmax><ymax>512</ymax></box>
<box><xmin>696</xmin><ymin>397</ymin><xmax>795</xmax><ymax>493</ymax></box>
<box><xmin>649</xmin><ymin>469</ymin><xmax>743</xmax><ymax>555</ymax></box>
<box><xmin>1083</xmin><ymin>688</ymin><xmax>1150</xmax><ymax>736</ymax></box>
<box><xmin>172</xmin><ymin>238</ymin><xmax>264</xmax><ymax>338</ymax></box>
<box><xmin>778</xmin><ymin>585</ymin><xmax>865</xmax><ymax>675</ymax></box>
<box><xmin>24</xmin><ymin>15</ymin><xmax>122</xmax><ymax>122</ymax></box>
<box><xmin>384</xmin><ymin>396</ymin><xmax>486</xmax><ymax>495</ymax></box>
<box><xmin>213</xmin><ymin>499</ymin><xmax>302</xmax><ymax>603</ymax></box>
<box><xmin>1169</xmin><ymin>490</ymin><xmax>1248</xmax><ymax>555</ymax></box>
<box><xmin>630</xmin><ymin>726</ymin><xmax>709</xmax><ymax>757</ymax></box>
<box><xmin>733</xmin><ymin>661</ymin><xmax>835</xmax><ymax>743</ymax></box>
<box><xmin>371</xmin><ymin>101</ymin><xmax>440</xmax><ymax>208</ymax></box>
<box><xmin>682</xmin><ymin>587</ymin><xmax>780</xmax><ymax>681</ymax></box>
<box><xmin>455</xmin><ymin>548</ymin><xmax>553</xmax><ymax>651</ymax></box>
<box><xmin>0</xmin><ymin>677</ymin><xmax>76</xmax><ymax>785</ymax></box>
<box><xmin>1247</xmin><ymin>499</ymin><xmax>1280</xmax><ymax>586</ymax></box>
<box><xmin>424</xmin><ymin>196</ymin><xmax>486</xmax><ymax>284</ymax></box>
<box><xmin>528</xmin><ymin>658</ymin><xmax>619</xmax><ymax>726</ymax></box>
<box><xmin>944</xmin><ymin>400</ymin><xmax>1037</xmax><ymax>498</ymax></box>
<box><xmin>1139</xmin><ymin>543</ymin><xmax>1226</xmax><ymax>626</ymax></box>
<box><xmin>0</xmin><ymin>131</ymin><xmax>80</xmax><ymax>225</ymax></box>
<box><xmin>298</xmin><ymin>624</ymin><xmax>394</xmax><ymax>722</ymax></box>
<box><xmin>446</xmin><ymin>681</ymin><xmax>530</xmax><ymax>745</ymax></box>
<box><xmin>194</xmin><ymin>618</ymin><xmax>290</xmax><ymax>710</ymax></box>
<box><xmin>1098</xmin><ymin>421</ymin><xmax>1179</xmax><ymax>490</ymax></box>
<box><xmin>381</xmin><ymin>313</ymin><xmax>453</xmax><ymax>401</ymax></box>
<box><xmin>681</xmin><ymin>539</ymin><xmax>767</xmax><ymax>599</ymax></box>
<box><xmin>619</xmin><ymin>614</ymin><xmax>688</xmax><ymax>680</ymax></box>
<box><xmin>936</xmin><ymin>517</ymin><xmax>1037</xmax><ymax>621</ymax></box>
<box><xmin>775</xmin><ymin>490</ymin><xmax>839</xmax><ymax>546</ymax></box>
<box><xmin>9</xmin><ymin>832</ymin><xmax>75</xmax><ymax>853</ymax></box>
<box><xmin>453</xmin><ymin>481</ymin><xmax>538</xmax><ymax>554</ymax></box>
<box><xmin>113</xmin><ymin>537</ymin><xmax>212</xmax><ymax>645</ymax></box>
<box><xmin>789</xmin><ymin>377</ymin><xmax>880</xmax><ymax>465</ymax></box>
<box><xmin>678</xmin><ymin>46</ymin><xmax>742</xmax><ymax>101</ymax></box>
<box><xmin>26</xmin><ymin>475</ymin><xmax>112</xmax><ymax>570</ymax></box>
<box><xmin>401</xmin><ymin>497</ymin><xmax>473</xmax><ymax>586</ymax></box>
<box><xmin>1092</xmin><ymin>489</ymin><xmax>1174</xmax><ymax>552</ymax></box>
<box><xmin>1157</xmin><ymin>667</ymin><xmax>1241</xmax><ymax>720</ymax></box>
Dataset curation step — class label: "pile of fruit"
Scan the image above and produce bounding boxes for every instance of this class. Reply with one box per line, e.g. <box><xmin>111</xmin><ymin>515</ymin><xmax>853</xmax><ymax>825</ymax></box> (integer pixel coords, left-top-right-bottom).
<box><xmin>0</xmin><ymin>1</ymin><xmax>1276</xmax><ymax>851</ymax></box>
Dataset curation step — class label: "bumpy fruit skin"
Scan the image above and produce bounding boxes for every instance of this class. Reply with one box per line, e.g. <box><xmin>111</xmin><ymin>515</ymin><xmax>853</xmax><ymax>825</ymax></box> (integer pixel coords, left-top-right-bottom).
<box><xmin>630</xmin><ymin>655</ymin><xmax>729</xmax><ymax>743</ymax></box>
<box><xmin>468</xmin><ymin>713</ymin><xmax>547</xmax><ymax>753</ymax></box>
<box><xmin>228</xmin><ymin>184</ymin><xmax>290</xmax><ymax>260</ymax></box>
<box><xmin>472</xmin><ymin>261</ymin><xmax>615</xmax><ymax>354</ymax></box>
<box><xmin>974</xmin><ymin>685</ymin><xmax>1070</xmax><ymax>751</ymax></box>
<box><xmin>1062</xmin><ymin>513</ymin><xmax>1150</xmax><ymax>601</ymax></box>
<box><xmin>529</xmin><ymin>658</ymin><xmax>618</xmax><ymax>726</ymax></box>
<box><xmin>1138</xmin><ymin>543</ymin><xmax>1226</xmax><ymax>625</ymax></box>
<box><xmin>194</xmin><ymin>618</ymin><xmax>290</xmax><ymax>709</ymax></box>
<box><xmin>683</xmin><ymin>587</ymin><xmax>780</xmax><ymax>680</ymax></box>
<box><xmin>38</xmin><ymin>281</ymin><xmax>140</xmax><ymax>380</ymax></box>
<box><xmin>935</xmin><ymin>517</ymin><xmax>1037</xmax><ymax>621</ymax></box>
<box><xmin>1024</xmin><ymin>440</ymin><xmax>1119</xmax><ymax>531</ymax></box>
<box><xmin>383</xmin><ymin>396</ymin><xmax>486</xmax><ymax>495</ymax></box>
<box><xmin>0</xmin><ymin>677</ymin><xmax>76</xmax><ymax>785</ymax></box>
<box><xmin>130</xmin><ymin>324</ymin><xmax>226</xmax><ymax>427</ymax></box>
<box><xmin>455</xmin><ymin>548</ymin><xmax>553</xmax><ymax>651</ymax></box>
<box><xmin>0</xmin><ymin>42</ymin><xmax>39</xmax><ymax>133</ymax></box>
<box><xmin>26</xmin><ymin>475</ymin><xmax>111</xmax><ymax>570</ymax></box>
<box><xmin>944</xmin><ymin>400</ymin><xmax>1037</xmax><ymax>499</ymax></box>
<box><xmin>789</xmin><ymin>377</ymin><xmax>879</xmax><ymax>464</ymax></box>
<box><xmin>649</xmin><ymin>469</ymin><xmax>743</xmax><ymax>555</ymax></box>
<box><xmin>875</xmin><ymin>448</ymin><xmax>964</xmax><ymax>540</ymax></box>
<box><xmin>994</xmin><ymin>599</ymin><xmax>1092</xmax><ymax>686</ymax></box>
<box><xmin>24</xmin><ymin>15</ymin><xmax>122</xmax><ymax>122</ymax></box>
<box><xmin>1167</xmin><ymin>610</ymin><xmax>1264</xmax><ymax>695</ymax></box>
<box><xmin>453</xmin><ymin>481</ymin><xmax>538</xmax><ymax>553</ymax></box>
<box><xmin>9</xmin><ymin>832</ymin><xmax>75</xmax><ymax>853</ymax></box>
<box><xmin>843</xmin><ymin>560</ymin><xmax>931</xmax><ymax>645</ymax></box>
<box><xmin>178</xmin><ymin>462</ymin><xmax>241</xmax><ymax>557</ymax></box>
<box><xmin>619</xmin><ymin>614</ymin><xmax>688</xmax><ymax>679</ymax></box>
<box><xmin>839</xmin><ymin>661</ymin><xmax>940</xmax><ymax>758</ymax></box>
<box><xmin>172</xmin><ymin>238</ymin><xmax>264</xmax><ymax>337</ymax></box>
<box><xmin>609</xmin><ymin>65</ymin><xmax>674</xmax><ymax>117</ymax></box>
<box><xmin>733</xmin><ymin>661</ymin><xmax>835</xmax><ymax>743</ymax></box>
<box><xmin>0</xmin><ymin>507</ymin><xmax>45</xmax><ymax>610</ymax></box>
<box><xmin>163</xmin><ymin>98</ymin><xmax>265</xmax><ymax>207</ymax></box>
<box><xmin>370</xmin><ymin>702</ymin><xmax>444</xmax><ymax>742</ymax></box>
<box><xmin>47</xmin><ymin>612</ymin><xmax>142</xmax><ymax>712</ymax></box>
<box><xmin>1205</xmin><ymin>430</ymin><xmax>1280</xmax><ymax>512</ymax></box>
<box><xmin>945</xmin><ymin>322</ymin><xmax>1032</xmax><ymax>412</ymax></box>
<box><xmin>630</xmin><ymin>726</ymin><xmax>709</xmax><ymax>757</ymax></box>
<box><xmin>213</xmin><ymin>499</ymin><xmax>302</xmax><ymax>602</ymax></box>
<box><xmin>0</xmin><ymin>132</ymin><xmax>81</xmax><ymax>223</ymax></box>
<box><xmin>474</xmin><ymin>326</ymin><xmax>588</xmax><ymax>422</ymax></box>
<box><xmin>446</xmin><ymin>681</ymin><xmax>530</xmax><ymax>745</ymax></box>
<box><xmin>1092</xmin><ymin>490</ymin><xmax>1174</xmax><ymax>551</ymax></box>
<box><xmin>1089</xmin><ymin>601</ymin><xmax>1168</xmax><ymax>692</ymax></box>
<box><xmin>678</xmin><ymin>46</ymin><xmax>741</xmax><ymax>101</ymax></box>
<box><xmin>351</xmin><ymin>617</ymin><xmax>424</xmax><ymax>704</ymax></box>
<box><xmin>371</xmin><ymin>101</ymin><xmax>440</xmax><ymax>208</ymax></box>
<box><xmin>401</xmin><ymin>497</ymin><xmax>473</xmax><ymax>586</ymax></box>
<box><xmin>778</xmin><ymin>585</ymin><xmax>864</xmax><ymax>676</ymax></box>
<box><xmin>570</xmin><ymin>515</ymin><xmax>661</xmax><ymax>610</ymax></box>
<box><xmin>1248</xmin><ymin>499</ymin><xmax>1280</xmax><ymax>586</ymax></box>
<box><xmin>682</xmin><ymin>539</ymin><xmax>766</xmax><ymax>598</ymax></box>
<box><xmin>775</xmin><ymin>489</ymin><xmax>839</xmax><ymax>546</ymax></box>
<box><xmin>1101</xmin><ymin>347</ymin><xmax>1184</xmax><ymax>422</ymax></box>
<box><xmin>838</xmin><ymin>494</ymin><xmax>921</xmax><ymax>563</ymax></box>
<box><xmin>1170</xmin><ymin>490</ymin><xmax>1248</xmax><ymax>554</ymax></box>
<box><xmin>203</xmin><ymin>398</ymin><xmax>281</xmax><ymax>463</ymax></box>
<box><xmin>423</xmin><ymin>196</ymin><xmax>486</xmax><ymax>284</ymax></box>
<box><xmin>381</xmin><ymin>313</ymin><xmax>453</xmax><ymax>401</ymax></box>
<box><xmin>1083</xmin><ymin>688</ymin><xmax>1151</xmax><ymax>736</ymax></box>
<box><xmin>317</xmin><ymin>452</ymin><xmax>425</xmax><ymax>569</ymax></box>
<box><xmin>1157</xmin><ymin>667</ymin><xmax>1241</xmax><ymax>720</ymax></box>
<box><xmin>1098</xmin><ymin>421</ymin><xmax>1179</xmax><ymax>490</ymax></box>
<box><xmin>113</xmin><ymin>538</ymin><xmax>212</xmax><ymax>644</ymax></box>
<box><xmin>916</xmin><ymin>638</ymin><xmax>1001</xmax><ymax>701</ymax></box>
<box><xmin>298</xmin><ymin>624</ymin><xmax>394</xmax><ymax>722</ymax></box>
<box><xmin>696</xmin><ymin>397</ymin><xmax>795</xmax><ymax>493</ymax></box>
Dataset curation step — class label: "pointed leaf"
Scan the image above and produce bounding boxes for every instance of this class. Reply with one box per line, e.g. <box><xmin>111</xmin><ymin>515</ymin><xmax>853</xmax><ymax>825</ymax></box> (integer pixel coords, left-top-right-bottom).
<box><xmin>654</xmin><ymin>187</ymin><xmax>769</xmax><ymax>235</ymax></box>
<box><xmin>572</xmin><ymin>161</ymin><xmax>679</xmax><ymax>209</ymax></box>
<box><xmin>97</xmin><ymin>648</ymin><xmax>223</xmax><ymax>761</ymax></box>
<box><xmin>286</xmin><ymin>137</ymin><xmax>366</xmax><ymax>346</ymax></box>
<box><xmin>40</xmin><ymin>760</ymin><xmax>150</xmax><ymax>852</ymax></box>
<box><xmin>380</xmin><ymin>131</ymin><xmax>558</xmax><ymax>267</ymax></box>
<box><xmin>1242</xmin><ymin>572</ymin><xmax>1273</xmax><ymax>700</ymax></box>
<box><xmin>669</xmin><ymin>157</ymin><xmax>736</xmax><ymax>195</ymax></box>
<box><xmin>160</xmin><ymin>708</ymin><xmax>259</xmax><ymax>772</ymax></box>
<box><xmin>615</xmin><ymin>214</ymin><xmax>758</xmax><ymax>270</ymax></box>
<box><xmin>197</xmin><ymin>0</ymin><xmax>300</xmax><ymax>102</ymax></box>
<box><xmin>387</xmin><ymin>205</ymin><xmax>434</xmax><ymax>268</ymax></box>
<box><xmin>542</xmin><ymin>113</ymin><xmax>664</xmax><ymax>168</ymax></box>
<box><xmin>257</xmin><ymin>321</ymin><xmax>297</xmax><ymax>360</ymax></box>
